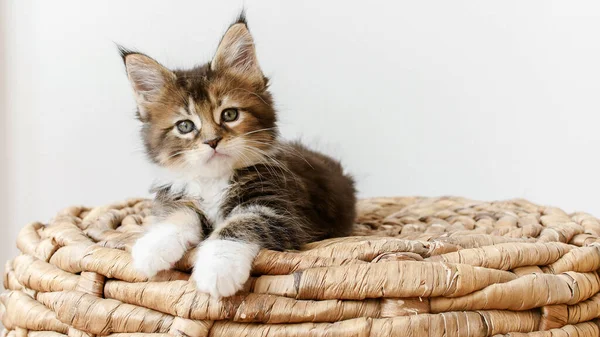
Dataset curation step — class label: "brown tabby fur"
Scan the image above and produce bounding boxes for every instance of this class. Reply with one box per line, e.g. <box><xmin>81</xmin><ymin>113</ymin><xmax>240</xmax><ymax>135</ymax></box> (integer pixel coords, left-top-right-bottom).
<box><xmin>121</xmin><ymin>13</ymin><xmax>356</xmax><ymax>251</ymax></box>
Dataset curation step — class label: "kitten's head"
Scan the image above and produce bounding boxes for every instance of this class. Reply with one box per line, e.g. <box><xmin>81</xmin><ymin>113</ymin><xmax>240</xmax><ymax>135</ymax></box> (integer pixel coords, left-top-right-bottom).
<box><xmin>121</xmin><ymin>14</ymin><xmax>277</xmax><ymax>178</ymax></box>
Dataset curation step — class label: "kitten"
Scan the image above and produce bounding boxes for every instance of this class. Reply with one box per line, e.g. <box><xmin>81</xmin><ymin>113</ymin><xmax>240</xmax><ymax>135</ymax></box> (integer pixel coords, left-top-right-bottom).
<box><xmin>123</xmin><ymin>13</ymin><xmax>356</xmax><ymax>298</ymax></box>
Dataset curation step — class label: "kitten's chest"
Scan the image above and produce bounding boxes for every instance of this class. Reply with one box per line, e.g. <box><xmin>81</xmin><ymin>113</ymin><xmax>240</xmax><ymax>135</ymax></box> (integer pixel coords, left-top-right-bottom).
<box><xmin>179</xmin><ymin>177</ymin><xmax>231</xmax><ymax>225</ymax></box>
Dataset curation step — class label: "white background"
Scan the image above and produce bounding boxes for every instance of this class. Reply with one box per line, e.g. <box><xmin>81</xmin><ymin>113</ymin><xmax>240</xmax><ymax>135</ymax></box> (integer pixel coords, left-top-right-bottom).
<box><xmin>2</xmin><ymin>1</ymin><xmax>600</xmax><ymax>275</ymax></box>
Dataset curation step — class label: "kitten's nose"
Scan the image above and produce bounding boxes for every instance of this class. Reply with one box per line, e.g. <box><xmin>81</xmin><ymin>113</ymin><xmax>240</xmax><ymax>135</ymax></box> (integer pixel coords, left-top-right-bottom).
<box><xmin>203</xmin><ymin>137</ymin><xmax>222</xmax><ymax>149</ymax></box>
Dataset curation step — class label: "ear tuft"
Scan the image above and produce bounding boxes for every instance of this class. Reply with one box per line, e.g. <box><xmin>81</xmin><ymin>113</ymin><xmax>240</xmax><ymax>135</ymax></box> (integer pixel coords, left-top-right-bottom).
<box><xmin>116</xmin><ymin>44</ymin><xmax>138</xmax><ymax>64</ymax></box>
<box><xmin>211</xmin><ymin>15</ymin><xmax>264</xmax><ymax>85</ymax></box>
<box><xmin>234</xmin><ymin>9</ymin><xmax>247</xmax><ymax>26</ymax></box>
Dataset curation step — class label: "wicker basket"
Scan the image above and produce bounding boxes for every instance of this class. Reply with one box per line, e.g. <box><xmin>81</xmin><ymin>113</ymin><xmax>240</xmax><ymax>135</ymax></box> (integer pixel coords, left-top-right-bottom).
<box><xmin>2</xmin><ymin>196</ymin><xmax>600</xmax><ymax>337</ymax></box>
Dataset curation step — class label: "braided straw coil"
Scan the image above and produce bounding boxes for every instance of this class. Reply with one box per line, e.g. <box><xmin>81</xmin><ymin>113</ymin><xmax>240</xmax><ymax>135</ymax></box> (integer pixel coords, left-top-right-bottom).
<box><xmin>2</xmin><ymin>196</ymin><xmax>600</xmax><ymax>336</ymax></box>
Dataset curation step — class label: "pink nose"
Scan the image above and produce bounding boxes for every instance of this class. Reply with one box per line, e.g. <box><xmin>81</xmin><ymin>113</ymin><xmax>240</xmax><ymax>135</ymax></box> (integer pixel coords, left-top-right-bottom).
<box><xmin>203</xmin><ymin>137</ymin><xmax>222</xmax><ymax>149</ymax></box>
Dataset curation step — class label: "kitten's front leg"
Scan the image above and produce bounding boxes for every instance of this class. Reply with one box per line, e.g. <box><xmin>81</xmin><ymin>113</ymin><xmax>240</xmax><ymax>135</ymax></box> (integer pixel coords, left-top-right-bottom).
<box><xmin>192</xmin><ymin>238</ymin><xmax>260</xmax><ymax>298</ymax></box>
<box><xmin>132</xmin><ymin>207</ymin><xmax>202</xmax><ymax>278</ymax></box>
<box><xmin>192</xmin><ymin>206</ymin><xmax>282</xmax><ymax>298</ymax></box>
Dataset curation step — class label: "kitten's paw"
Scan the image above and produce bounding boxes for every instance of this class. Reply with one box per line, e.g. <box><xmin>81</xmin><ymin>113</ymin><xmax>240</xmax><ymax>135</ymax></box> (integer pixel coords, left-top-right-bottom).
<box><xmin>131</xmin><ymin>224</ymin><xmax>187</xmax><ymax>278</ymax></box>
<box><xmin>192</xmin><ymin>239</ymin><xmax>260</xmax><ymax>298</ymax></box>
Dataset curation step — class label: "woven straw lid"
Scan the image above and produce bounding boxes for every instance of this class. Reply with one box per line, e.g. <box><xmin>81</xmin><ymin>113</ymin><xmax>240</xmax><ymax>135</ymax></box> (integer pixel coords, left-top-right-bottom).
<box><xmin>2</xmin><ymin>196</ymin><xmax>600</xmax><ymax>336</ymax></box>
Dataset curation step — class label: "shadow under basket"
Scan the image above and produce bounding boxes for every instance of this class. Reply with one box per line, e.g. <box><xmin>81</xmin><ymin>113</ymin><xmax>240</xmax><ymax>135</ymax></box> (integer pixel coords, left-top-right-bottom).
<box><xmin>2</xmin><ymin>196</ymin><xmax>600</xmax><ymax>337</ymax></box>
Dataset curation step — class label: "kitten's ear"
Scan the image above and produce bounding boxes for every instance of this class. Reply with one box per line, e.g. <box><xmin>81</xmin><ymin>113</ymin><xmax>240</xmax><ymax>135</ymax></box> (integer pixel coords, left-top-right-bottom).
<box><xmin>119</xmin><ymin>47</ymin><xmax>175</xmax><ymax>120</ymax></box>
<box><xmin>211</xmin><ymin>16</ymin><xmax>264</xmax><ymax>85</ymax></box>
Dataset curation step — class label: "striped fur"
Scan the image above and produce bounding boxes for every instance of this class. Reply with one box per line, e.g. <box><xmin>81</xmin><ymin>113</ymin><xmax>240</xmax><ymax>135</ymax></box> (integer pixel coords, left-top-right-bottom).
<box><xmin>125</xmin><ymin>14</ymin><xmax>356</xmax><ymax>297</ymax></box>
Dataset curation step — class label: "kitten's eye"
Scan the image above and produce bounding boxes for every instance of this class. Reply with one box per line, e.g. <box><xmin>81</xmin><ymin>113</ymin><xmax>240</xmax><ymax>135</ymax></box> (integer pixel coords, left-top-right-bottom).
<box><xmin>221</xmin><ymin>108</ymin><xmax>239</xmax><ymax>123</ymax></box>
<box><xmin>176</xmin><ymin>120</ymin><xmax>195</xmax><ymax>134</ymax></box>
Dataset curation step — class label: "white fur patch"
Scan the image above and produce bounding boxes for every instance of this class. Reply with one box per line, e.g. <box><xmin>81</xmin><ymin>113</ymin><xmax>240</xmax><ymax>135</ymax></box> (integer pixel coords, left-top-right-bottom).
<box><xmin>198</xmin><ymin>177</ymin><xmax>230</xmax><ymax>224</ymax></box>
<box><xmin>192</xmin><ymin>239</ymin><xmax>260</xmax><ymax>298</ymax></box>
<box><xmin>131</xmin><ymin>223</ymin><xmax>190</xmax><ymax>278</ymax></box>
<box><xmin>180</xmin><ymin>176</ymin><xmax>229</xmax><ymax>225</ymax></box>
<box><xmin>186</xmin><ymin>177</ymin><xmax>230</xmax><ymax>224</ymax></box>
<box><xmin>152</xmin><ymin>169</ymin><xmax>232</xmax><ymax>225</ymax></box>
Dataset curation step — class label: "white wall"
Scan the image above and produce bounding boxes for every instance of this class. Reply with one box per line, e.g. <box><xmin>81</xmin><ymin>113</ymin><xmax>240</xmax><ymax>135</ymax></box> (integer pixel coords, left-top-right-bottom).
<box><xmin>1</xmin><ymin>0</ymin><xmax>9</xmax><ymax>274</ymax></box>
<box><xmin>2</xmin><ymin>0</ymin><xmax>600</xmax><ymax>268</ymax></box>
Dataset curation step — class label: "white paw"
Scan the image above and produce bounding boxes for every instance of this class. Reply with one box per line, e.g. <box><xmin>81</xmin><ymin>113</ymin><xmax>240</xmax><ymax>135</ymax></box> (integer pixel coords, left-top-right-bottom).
<box><xmin>192</xmin><ymin>239</ymin><xmax>259</xmax><ymax>298</ymax></box>
<box><xmin>131</xmin><ymin>224</ymin><xmax>187</xmax><ymax>278</ymax></box>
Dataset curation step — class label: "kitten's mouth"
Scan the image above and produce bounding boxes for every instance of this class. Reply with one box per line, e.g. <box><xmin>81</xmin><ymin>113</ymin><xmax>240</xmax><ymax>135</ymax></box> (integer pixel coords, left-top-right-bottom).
<box><xmin>206</xmin><ymin>151</ymin><xmax>230</xmax><ymax>162</ymax></box>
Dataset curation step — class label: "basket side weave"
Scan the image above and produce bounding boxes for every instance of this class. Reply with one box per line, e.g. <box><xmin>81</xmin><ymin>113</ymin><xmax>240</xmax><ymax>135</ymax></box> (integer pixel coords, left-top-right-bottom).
<box><xmin>2</xmin><ymin>196</ymin><xmax>600</xmax><ymax>336</ymax></box>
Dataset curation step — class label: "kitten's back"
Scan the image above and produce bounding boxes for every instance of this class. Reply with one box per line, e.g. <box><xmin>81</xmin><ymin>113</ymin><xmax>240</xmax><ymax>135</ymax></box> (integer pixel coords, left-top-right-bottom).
<box><xmin>279</xmin><ymin>141</ymin><xmax>357</xmax><ymax>240</ymax></box>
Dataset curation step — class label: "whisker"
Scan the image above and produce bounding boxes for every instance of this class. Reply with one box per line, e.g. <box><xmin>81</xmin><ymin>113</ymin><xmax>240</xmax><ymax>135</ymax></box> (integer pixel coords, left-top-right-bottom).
<box><xmin>233</xmin><ymin>145</ymin><xmax>286</xmax><ymax>180</ymax></box>
<box><xmin>164</xmin><ymin>149</ymin><xmax>198</xmax><ymax>160</ymax></box>
<box><xmin>243</xmin><ymin>140</ymin><xmax>315</xmax><ymax>169</ymax></box>
<box><xmin>224</xmin><ymin>87</ymin><xmax>270</xmax><ymax>106</ymax></box>
<box><xmin>237</xmin><ymin>145</ymin><xmax>299</xmax><ymax>184</ymax></box>
<box><xmin>236</xmin><ymin>127</ymin><xmax>278</xmax><ymax>137</ymax></box>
